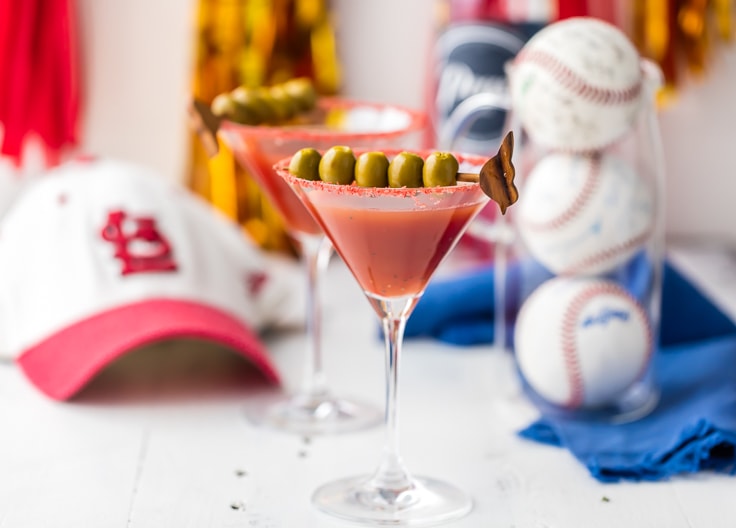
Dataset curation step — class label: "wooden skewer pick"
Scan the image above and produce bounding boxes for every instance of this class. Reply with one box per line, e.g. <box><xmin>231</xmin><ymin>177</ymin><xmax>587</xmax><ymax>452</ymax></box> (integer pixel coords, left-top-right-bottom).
<box><xmin>187</xmin><ymin>98</ymin><xmax>222</xmax><ymax>158</ymax></box>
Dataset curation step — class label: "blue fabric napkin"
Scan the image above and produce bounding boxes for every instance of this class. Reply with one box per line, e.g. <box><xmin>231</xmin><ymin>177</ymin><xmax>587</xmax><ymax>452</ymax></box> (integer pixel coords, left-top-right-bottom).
<box><xmin>406</xmin><ymin>259</ymin><xmax>736</xmax><ymax>482</ymax></box>
<box><xmin>406</xmin><ymin>260</ymin><xmax>736</xmax><ymax>347</ymax></box>
<box><xmin>520</xmin><ymin>334</ymin><xmax>736</xmax><ymax>482</ymax></box>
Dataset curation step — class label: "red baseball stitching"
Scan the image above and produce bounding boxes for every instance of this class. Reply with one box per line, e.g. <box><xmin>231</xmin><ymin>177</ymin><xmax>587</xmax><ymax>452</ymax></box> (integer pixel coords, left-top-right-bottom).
<box><xmin>635</xmin><ymin>297</ymin><xmax>654</xmax><ymax>383</ymax></box>
<box><xmin>516</xmin><ymin>48</ymin><xmax>642</xmax><ymax>106</ymax></box>
<box><xmin>561</xmin><ymin>228</ymin><xmax>653</xmax><ymax>276</ymax></box>
<box><xmin>523</xmin><ymin>154</ymin><xmax>601</xmax><ymax>232</ymax></box>
<box><xmin>561</xmin><ymin>287</ymin><xmax>590</xmax><ymax>408</ymax></box>
<box><xmin>561</xmin><ymin>282</ymin><xmax>652</xmax><ymax>408</ymax></box>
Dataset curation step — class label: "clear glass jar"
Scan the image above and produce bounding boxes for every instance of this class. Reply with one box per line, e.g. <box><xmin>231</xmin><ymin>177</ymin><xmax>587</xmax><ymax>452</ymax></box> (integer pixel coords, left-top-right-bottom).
<box><xmin>502</xmin><ymin>59</ymin><xmax>667</xmax><ymax>423</ymax></box>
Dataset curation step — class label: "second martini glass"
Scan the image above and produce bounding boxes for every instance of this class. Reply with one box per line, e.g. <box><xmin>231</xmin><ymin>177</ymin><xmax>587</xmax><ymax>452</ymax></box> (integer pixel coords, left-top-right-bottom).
<box><xmin>277</xmin><ymin>150</ymin><xmax>491</xmax><ymax>525</ymax></box>
<box><xmin>218</xmin><ymin>99</ymin><xmax>424</xmax><ymax>435</ymax></box>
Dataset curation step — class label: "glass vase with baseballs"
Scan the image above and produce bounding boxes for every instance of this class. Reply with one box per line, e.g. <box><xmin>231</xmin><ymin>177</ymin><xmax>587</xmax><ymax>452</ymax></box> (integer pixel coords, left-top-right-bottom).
<box><xmin>502</xmin><ymin>17</ymin><xmax>667</xmax><ymax>423</ymax></box>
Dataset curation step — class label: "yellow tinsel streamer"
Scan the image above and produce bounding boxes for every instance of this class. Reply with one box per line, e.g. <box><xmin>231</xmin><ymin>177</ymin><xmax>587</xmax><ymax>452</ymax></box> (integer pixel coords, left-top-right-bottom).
<box><xmin>188</xmin><ymin>0</ymin><xmax>340</xmax><ymax>253</ymax></box>
<box><xmin>632</xmin><ymin>0</ymin><xmax>735</xmax><ymax>105</ymax></box>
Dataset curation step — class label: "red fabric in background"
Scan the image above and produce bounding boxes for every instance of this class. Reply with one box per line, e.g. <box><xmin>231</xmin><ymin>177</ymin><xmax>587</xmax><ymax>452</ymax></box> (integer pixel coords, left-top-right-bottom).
<box><xmin>556</xmin><ymin>0</ymin><xmax>589</xmax><ymax>20</ymax></box>
<box><xmin>0</xmin><ymin>0</ymin><xmax>79</xmax><ymax>166</ymax></box>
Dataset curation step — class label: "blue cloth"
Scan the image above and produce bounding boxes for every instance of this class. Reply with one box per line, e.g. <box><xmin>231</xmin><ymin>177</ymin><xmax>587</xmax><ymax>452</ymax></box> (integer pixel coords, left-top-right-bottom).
<box><xmin>406</xmin><ymin>261</ymin><xmax>736</xmax><ymax>347</ymax></box>
<box><xmin>407</xmin><ymin>260</ymin><xmax>736</xmax><ymax>482</ymax></box>
<box><xmin>521</xmin><ymin>335</ymin><xmax>736</xmax><ymax>482</ymax></box>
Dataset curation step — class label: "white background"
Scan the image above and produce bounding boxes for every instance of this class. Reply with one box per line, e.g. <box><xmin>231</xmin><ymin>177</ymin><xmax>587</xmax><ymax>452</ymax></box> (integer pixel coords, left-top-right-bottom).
<box><xmin>34</xmin><ymin>0</ymin><xmax>736</xmax><ymax>244</ymax></box>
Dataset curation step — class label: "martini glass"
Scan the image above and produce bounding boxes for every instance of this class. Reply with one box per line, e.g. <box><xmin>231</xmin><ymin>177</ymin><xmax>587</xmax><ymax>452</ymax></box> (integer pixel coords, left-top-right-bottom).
<box><xmin>217</xmin><ymin>99</ymin><xmax>424</xmax><ymax>435</ymax></box>
<box><xmin>277</xmin><ymin>150</ymin><xmax>490</xmax><ymax>525</ymax></box>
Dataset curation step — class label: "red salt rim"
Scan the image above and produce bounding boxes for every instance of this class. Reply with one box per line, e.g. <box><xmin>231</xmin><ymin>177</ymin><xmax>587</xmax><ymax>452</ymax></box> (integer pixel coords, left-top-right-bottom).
<box><xmin>219</xmin><ymin>97</ymin><xmax>425</xmax><ymax>141</ymax></box>
<box><xmin>274</xmin><ymin>149</ymin><xmax>488</xmax><ymax>198</ymax></box>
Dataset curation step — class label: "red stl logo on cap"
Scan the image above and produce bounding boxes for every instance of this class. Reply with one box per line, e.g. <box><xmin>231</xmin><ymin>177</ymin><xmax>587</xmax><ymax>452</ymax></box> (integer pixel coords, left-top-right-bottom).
<box><xmin>101</xmin><ymin>210</ymin><xmax>178</xmax><ymax>275</ymax></box>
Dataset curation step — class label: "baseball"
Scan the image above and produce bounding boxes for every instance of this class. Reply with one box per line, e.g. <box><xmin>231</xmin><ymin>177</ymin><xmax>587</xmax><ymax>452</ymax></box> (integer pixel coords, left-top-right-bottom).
<box><xmin>515</xmin><ymin>151</ymin><xmax>654</xmax><ymax>276</ymax></box>
<box><xmin>509</xmin><ymin>17</ymin><xmax>643</xmax><ymax>152</ymax></box>
<box><xmin>514</xmin><ymin>276</ymin><xmax>652</xmax><ymax>410</ymax></box>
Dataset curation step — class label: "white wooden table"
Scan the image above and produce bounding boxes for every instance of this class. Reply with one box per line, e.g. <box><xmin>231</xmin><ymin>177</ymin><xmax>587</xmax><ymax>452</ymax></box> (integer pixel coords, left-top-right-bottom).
<box><xmin>1</xmin><ymin>242</ymin><xmax>734</xmax><ymax>527</ymax></box>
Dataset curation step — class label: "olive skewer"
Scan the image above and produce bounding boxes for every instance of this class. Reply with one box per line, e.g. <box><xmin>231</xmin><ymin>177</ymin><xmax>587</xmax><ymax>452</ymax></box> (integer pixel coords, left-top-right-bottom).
<box><xmin>189</xmin><ymin>96</ymin><xmax>518</xmax><ymax>215</ymax></box>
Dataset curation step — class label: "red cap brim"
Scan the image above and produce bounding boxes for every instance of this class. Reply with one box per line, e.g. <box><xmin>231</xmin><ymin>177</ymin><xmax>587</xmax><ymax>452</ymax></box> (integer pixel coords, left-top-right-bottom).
<box><xmin>17</xmin><ymin>298</ymin><xmax>281</xmax><ymax>400</ymax></box>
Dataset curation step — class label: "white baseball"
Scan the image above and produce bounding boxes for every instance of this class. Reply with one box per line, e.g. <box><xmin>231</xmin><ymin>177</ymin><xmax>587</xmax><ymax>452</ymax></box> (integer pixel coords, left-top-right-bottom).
<box><xmin>516</xmin><ymin>151</ymin><xmax>654</xmax><ymax>276</ymax></box>
<box><xmin>514</xmin><ymin>277</ymin><xmax>652</xmax><ymax>409</ymax></box>
<box><xmin>509</xmin><ymin>17</ymin><xmax>643</xmax><ymax>152</ymax></box>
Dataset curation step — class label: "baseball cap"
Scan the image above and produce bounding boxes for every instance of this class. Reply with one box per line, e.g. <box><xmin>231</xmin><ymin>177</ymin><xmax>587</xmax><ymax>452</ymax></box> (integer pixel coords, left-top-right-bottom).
<box><xmin>0</xmin><ymin>158</ymin><xmax>302</xmax><ymax>400</ymax></box>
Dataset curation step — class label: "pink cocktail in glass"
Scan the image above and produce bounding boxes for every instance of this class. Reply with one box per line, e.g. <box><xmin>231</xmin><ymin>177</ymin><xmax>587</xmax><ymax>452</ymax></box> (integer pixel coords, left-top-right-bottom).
<box><xmin>277</xmin><ymin>150</ymin><xmax>490</xmax><ymax>525</ymax></box>
<box><xmin>218</xmin><ymin>99</ymin><xmax>424</xmax><ymax>435</ymax></box>
<box><xmin>306</xmin><ymin>183</ymin><xmax>484</xmax><ymax>298</ymax></box>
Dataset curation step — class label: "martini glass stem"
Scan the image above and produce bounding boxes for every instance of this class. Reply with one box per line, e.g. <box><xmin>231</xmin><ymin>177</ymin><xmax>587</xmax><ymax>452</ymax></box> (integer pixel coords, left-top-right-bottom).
<box><xmin>366</xmin><ymin>296</ymin><xmax>419</xmax><ymax>499</ymax></box>
<box><xmin>247</xmin><ymin>230</ymin><xmax>381</xmax><ymax>433</ymax></box>
<box><xmin>298</xmin><ymin>235</ymin><xmax>333</xmax><ymax>399</ymax></box>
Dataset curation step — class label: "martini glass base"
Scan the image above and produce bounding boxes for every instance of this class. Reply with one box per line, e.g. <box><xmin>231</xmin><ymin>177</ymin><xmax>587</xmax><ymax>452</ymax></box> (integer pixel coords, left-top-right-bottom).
<box><xmin>312</xmin><ymin>474</ymin><xmax>473</xmax><ymax>526</ymax></box>
<box><xmin>245</xmin><ymin>393</ymin><xmax>383</xmax><ymax>436</ymax></box>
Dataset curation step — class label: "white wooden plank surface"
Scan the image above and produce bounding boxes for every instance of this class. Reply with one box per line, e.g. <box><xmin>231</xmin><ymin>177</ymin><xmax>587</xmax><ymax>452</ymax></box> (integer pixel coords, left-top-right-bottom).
<box><xmin>0</xmin><ymin>243</ymin><xmax>734</xmax><ymax>527</ymax></box>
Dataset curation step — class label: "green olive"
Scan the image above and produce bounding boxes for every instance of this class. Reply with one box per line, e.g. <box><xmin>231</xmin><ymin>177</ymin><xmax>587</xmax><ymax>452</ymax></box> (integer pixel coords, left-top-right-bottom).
<box><xmin>289</xmin><ymin>148</ymin><xmax>322</xmax><ymax>181</ymax></box>
<box><xmin>269</xmin><ymin>85</ymin><xmax>298</xmax><ymax>122</ymax></box>
<box><xmin>251</xmin><ymin>87</ymin><xmax>281</xmax><ymax>123</ymax></box>
<box><xmin>355</xmin><ymin>152</ymin><xmax>389</xmax><ymax>187</ymax></box>
<box><xmin>423</xmin><ymin>152</ymin><xmax>458</xmax><ymax>187</ymax></box>
<box><xmin>388</xmin><ymin>152</ymin><xmax>424</xmax><ymax>188</ymax></box>
<box><xmin>210</xmin><ymin>93</ymin><xmax>252</xmax><ymax>124</ymax></box>
<box><xmin>282</xmin><ymin>77</ymin><xmax>317</xmax><ymax>112</ymax></box>
<box><xmin>210</xmin><ymin>93</ymin><xmax>235</xmax><ymax>117</ymax></box>
<box><xmin>230</xmin><ymin>86</ymin><xmax>275</xmax><ymax>124</ymax></box>
<box><xmin>319</xmin><ymin>146</ymin><xmax>356</xmax><ymax>185</ymax></box>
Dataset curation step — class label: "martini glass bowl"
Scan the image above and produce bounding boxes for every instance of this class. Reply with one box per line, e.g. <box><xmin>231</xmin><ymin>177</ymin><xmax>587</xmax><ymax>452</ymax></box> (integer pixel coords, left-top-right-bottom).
<box><xmin>217</xmin><ymin>98</ymin><xmax>424</xmax><ymax>435</ymax></box>
<box><xmin>277</xmin><ymin>150</ymin><xmax>490</xmax><ymax>525</ymax></box>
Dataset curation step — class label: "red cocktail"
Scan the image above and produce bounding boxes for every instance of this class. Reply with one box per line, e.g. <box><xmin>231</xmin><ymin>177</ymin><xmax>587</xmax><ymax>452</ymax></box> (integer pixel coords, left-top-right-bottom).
<box><xmin>217</xmin><ymin>99</ymin><xmax>424</xmax><ymax>435</ymax></box>
<box><xmin>220</xmin><ymin>98</ymin><xmax>425</xmax><ymax>239</ymax></box>
<box><xmin>228</xmin><ymin>138</ymin><xmax>322</xmax><ymax>236</ymax></box>
<box><xmin>277</xmin><ymin>150</ymin><xmax>490</xmax><ymax>525</ymax></box>
<box><xmin>285</xmin><ymin>177</ymin><xmax>486</xmax><ymax>299</ymax></box>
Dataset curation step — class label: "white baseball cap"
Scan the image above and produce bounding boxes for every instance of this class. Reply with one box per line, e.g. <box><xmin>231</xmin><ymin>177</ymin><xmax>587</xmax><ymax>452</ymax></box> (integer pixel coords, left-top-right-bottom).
<box><xmin>0</xmin><ymin>158</ymin><xmax>302</xmax><ymax>400</ymax></box>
